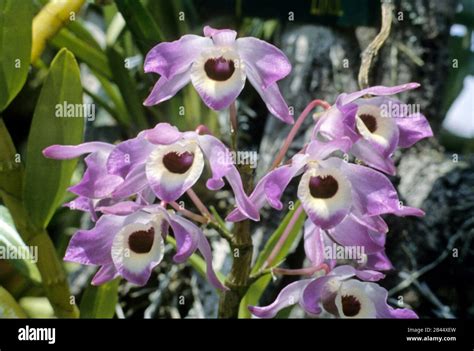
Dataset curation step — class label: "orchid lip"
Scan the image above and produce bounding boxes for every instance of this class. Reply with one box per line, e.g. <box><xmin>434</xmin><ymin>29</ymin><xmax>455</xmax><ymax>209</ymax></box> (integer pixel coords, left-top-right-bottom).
<box><xmin>204</xmin><ymin>57</ymin><xmax>235</xmax><ymax>81</ymax></box>
<box><xmin>162</xmin><ymin>151</ymin><xmax>195</xmax><ymax>174</ymax></box>
<box><xmin>128</xmin><ymin>227</ymin><xmax>155</xmax><ymax>254</ymax></box>
<box><xmin>358</xmin><ymin>113</ymin><xmax>377</xmax><ymax>133</ymax></box>
<box><xmin>309</xmin><ymin>175</ymin><xmax>339</xmax><ymax>199</ymax></box>
<box><xmin>341</xmin><ymin>294</ymin><xmax>361</xmax><ymax>317</ymax></box>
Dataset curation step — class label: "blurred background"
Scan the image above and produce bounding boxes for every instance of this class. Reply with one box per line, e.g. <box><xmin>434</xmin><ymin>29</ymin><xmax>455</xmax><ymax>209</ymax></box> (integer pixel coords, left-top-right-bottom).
<box><xmin>0</xmin><ymin>0</ymin><xmax>473</xmax><ymax>318</ymax></box>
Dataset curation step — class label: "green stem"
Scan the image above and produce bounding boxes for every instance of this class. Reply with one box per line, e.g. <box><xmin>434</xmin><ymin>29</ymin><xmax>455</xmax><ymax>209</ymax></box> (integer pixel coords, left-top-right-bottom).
<box><xmin>0</xmin><ymin>119</ymin><xmax>79</xmax><ymax>318</ymax></box>
<box><xmin>217</xmin><ymin>103</ymin><xmax>254</xmax><ymax>318</ymax></box>
<box><xmin>218</xmin><ymin>165</ymin><xmax>254</xmax><ymax>318</ymax></box>
<box><xmin>229</xmin><ymin>102</ymin><xmax>238</xmax><ymax>151</ymax></box>
<box><xmin>217</xmin><ymin>220</ymin><xmax>253</xmax><ymax>317</ymax></box>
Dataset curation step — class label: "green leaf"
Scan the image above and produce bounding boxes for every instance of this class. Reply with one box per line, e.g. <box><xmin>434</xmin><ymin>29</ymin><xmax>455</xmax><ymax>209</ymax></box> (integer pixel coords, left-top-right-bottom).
<box><xmin>0</xmin><ymin>205</ymin><xmax>41</xmax><ymax>284</ymax></box>
<box><xmin>0</xmin><ymin>0</ymin><xmax>33</xmax><ymax>112</ymax></box>
<box><xmin>115</xmin><ymin>0</ymin><xmax>164</xmax><ymax>54</ymax></box>
<box><xmin>238</xmin><ymin>202</ymin><xmax>306</xmax><ymax>318</ymax></box>
<box><xmin>0</xmin><ymin>286</ymin><xmax>27</xmax><ymax>318</ymax></box>
<box><xmin>166</xmin><ymin>236</ymin><xmax>225</xmax><ymax>283</ymax></box>
<box><xmin>80</xmin><ymin>278</ymin><xmax>120</xmax><ymax>318</ymax></box>
<box><xmin>24</xmin><ymin>49</ymin><xmax>84</xmax><ymax>229</ymax></box>
<box><xmin>50</xmin><ymin>28</ymin><xmax>112</xmax><ymax>80</ymax></box>
<box><xmin>67</xmin><ymin>20</ymin><xmax>102</xmax><ymax>51</ymax></box>
<box><xmin>95</xmin><ymin>74</ymin><xmax>132</xmax><ymax>129</ymax></box>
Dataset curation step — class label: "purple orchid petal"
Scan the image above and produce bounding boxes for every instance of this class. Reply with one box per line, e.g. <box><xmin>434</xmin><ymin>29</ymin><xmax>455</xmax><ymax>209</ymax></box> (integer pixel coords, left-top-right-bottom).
<box><xmin>203</xmin><ymin>26</ymin><xmax>237</xmax><ymax>44</ymax></box>
<box><xmin>167</xmin><ymin>215</ymin><xmax>199</xmax><ymax>264</ymax></box>
<box><xmin>312</xmin><ymin>102</ymin><xmax>359</xmax><ymax>143</ymax></box>
<box><xmin>264</xmin><ymin>154</ymin><xmax>308</xmax><ymax>210</ymax></box>
<box><xmin>303</xmin><ymin>219</ymin><xmax>325</xmax><ymax>266</ymax></box>
<box><xmin>144</xmin><ymin>34</ymin><xmax>212</xmax><ymax>79</ymax></box>
<box><xmin>227</xmin><ymin>153</ymin><xmax>307</xmax><ymax>222</ymax></box>
<box><xmin>224</xmin><ymin>166</ymin><xmax>260</xmax><ymax>221</ymax></box>
<box><xmin>351</xmin><ymin>211</ymin><xmax>388</xmax><ymax>234</ymax></box>
<box><xmin>340</xmin><ymin>161</ymin><xmax>424</xmax><ymax>217</ymax></box>
<box><xmin>300</xmin><ymin>276</ymin><xmax>335</xmax><ymax>315</ymax></box>
<box><xmin>91</xmin><ymin>265</ymin><xmax>118</xmax><ymax>285</ymax></box>
<box><xmin>197</xmin><ymin>134</ymin><xmax>233</xmax><ymax>190</ymax></box>
<box><xmin>306</xmin><ymin>138</ymin><xmax>353</xmax><ymax>161</ymax></box>
<box><xmin>328</xmin><ymin>265</ymin><xmax>357</xmax><ymax>278</ymax></box>
<box><xmin>354</xmin><ymin>269</ymin><xmax>385</xmax><ymax>282</ymax></box>
<box><xmin>64</xmin><ymin>196</ymin><xmax>92</xmax><ymax>213</ymax></box>
<box><xmin>365</xmin><ymin>251</ymin><xmax>394</xmax><ymax>271</ymax></box>
<box><xmin>136</xmin><ymin>187</ymin><xmax>156</xmax><ymax>205</ymax></box>
<box><xmin>326</xmin><ymin>214</ymin><xmax>384</xmax><ymax>254</ymax></box>
<box><xmin>170</xmin><ymin>214</ymin><xmax>227</xmax><ymax>291</ymax></box>
<box><xmin>43</xmin><ymin>142</ymin><xmax>114</xmax><ymax>159</ymax></box>
<box><xmin>106</xmin><ymin>135</ymin><xmax>154</xmax><ymax>177</ymax></box>
<box><xmin>64</xmin><ymin>215</ymin><xmax>125</xmax><ymax>265</ymax></box>
<box><xmin>350</xmin><ymin>139</ymin><xmax>397</xmax><ymax>175</ymax></box>
<box><xmin>68</xmin><ymin>152</ymin><xmax>124</xmax><ymax>199</ymax></box>
<box><xmin>246</xmin><ymin>75</ymin><xmax>292</xmax><ymax>124</ymax></box>
<box><xmin>365</xmin><ymin>282</ymin><xmax>418</xmax><ymax>318</ymax></box>
<box><xmin>203</xmin><ymin>26</ymin><xmax>237</xmax><ymax>45</ymax></box>
<box><xmin>389</xmin><ymin>307</ymin><xmax>419</xmax><ymax>319</ymax></box>
<box><xmin>236</xmin><ymin>37</ymin><xmax>291</xmax><ymax>89</ymax></box>
<box><xmin>395</xmin><ymin>112</ymin><xmax>433</xmax><ymax>148</ymax></box>
<box><xmin>249</xmin><ymin>279</ymin><xmax>313</xmax><ymax>318</ymax></box>
<box><xmin>143</xmin><ymin>69</ymin><xmax>192</xmax><ymax>106</ymax></box>
<box><xmin>119</xmin><ymin>266</ymin><xmax>154</xmax><ymax>286</ymax></box>
<box><xmin>338</xmin><ymin>83</ymin><xmax>420</xmax><ymax>105</ymax></box>
<box><xmin>144</xmin><ymin>123</ymin><xmax>183</xmax><ymax>145</ymax></box>
<box><xmin>111</xmin><ymin>163</ymin><xmax>148</xmax><ymax>199</ymax></box>
<box><xmin>225</xmin><ymin>170</ymin><xmax>270</xmax><ymax>222</ymax></box>
<box><xmin>96</xmin><ymin>201</ymin><xmax>141</xmax><ymax>215</ymax></box>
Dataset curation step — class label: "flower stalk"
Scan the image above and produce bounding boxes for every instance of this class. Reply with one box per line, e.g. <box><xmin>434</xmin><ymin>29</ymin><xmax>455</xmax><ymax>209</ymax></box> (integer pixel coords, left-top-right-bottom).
<box><xmin>186</xmin><ymin>188</ymin><xmax>212</xmax><ymax>219</ymax></box>
<box><xmin>169</xmin><ymin>201</ymin><xmax>208</xmax><ymax>224</ymax></box>
<box><xmin>271</xmin><ymin>99</ymin><xmax>331</xmax><ymax>170</ymax></box>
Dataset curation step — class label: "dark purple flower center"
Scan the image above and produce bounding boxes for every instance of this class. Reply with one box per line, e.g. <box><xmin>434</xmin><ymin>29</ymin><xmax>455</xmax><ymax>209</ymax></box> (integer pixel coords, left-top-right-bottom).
<box><xmin>341</xmin><ymin>295</ymin><xmax>361</xmax><ymax>317</ymax></box>
<box><xmin>204</xmin><ymin>57</ymin><xmax>235</xmax><ymax>81</ymax></box>
<box><xmin>359</xmin><ymin>113</ymin><xmax>377</xmax><ymax>133</ymax></box>
<box><xmin>163</xmin><ymin>151</ymin><xmax>194</xmax><ymax>174</ymax></box>
<box><xmin>128</xmin><ymin>227</ymin><xmax>155</xmax><ymax>254</ymax></box>
<box><xmin>309</xmin><ymin>175</ymin><xmax>339</xmax><ymax>199</ymax></box>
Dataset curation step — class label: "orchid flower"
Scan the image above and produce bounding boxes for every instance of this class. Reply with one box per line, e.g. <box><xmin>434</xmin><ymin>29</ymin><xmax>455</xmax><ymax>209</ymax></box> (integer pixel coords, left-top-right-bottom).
<box><xmin>44</xmin><ymin>123</ymin><xmax>259</xmax><ymax>221</ymax></box>
<box><xmin>227</xmin><ymin>138</ymin><xmax>424</xmax><ymax>250</ymax></box>
<box><xmin>144</xmin><ymin>26</ymin><xmax>293</xmax><ymax>124</ymax></box>
<box><xmin>43</xmin><ymin>142</ymin><xmax>126</xmax><ymax>220</ymax></box>
<box><xmin>64</xmin><ymin>203</ymin><xmax>226</xmax><ymax>290</ymax></box>
<box><xmin>304</xmin><ymin>219</ymin><xmax>393</xmax><ymax>271</ymax></box>
<box><xmin>108</xmin><ymin>123</ymin><xmax>260</xmax><ymax>221</ymax></box>
<box><xmin>313</xmin><ymin>83</ymin><xmax>433</xmax><ymax>175</ymax></box>
<box><xmin>249</xmin><ymin>265</ymin><xmax>417</xmax><ymax>319</ymax></box>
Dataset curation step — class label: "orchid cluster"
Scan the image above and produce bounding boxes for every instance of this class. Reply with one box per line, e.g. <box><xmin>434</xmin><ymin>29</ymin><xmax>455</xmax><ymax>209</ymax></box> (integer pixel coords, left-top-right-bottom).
<box><xmin>44</xmin><ymin>26</ymin><xmax>432</xmax><ymax>318</ymax></box>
